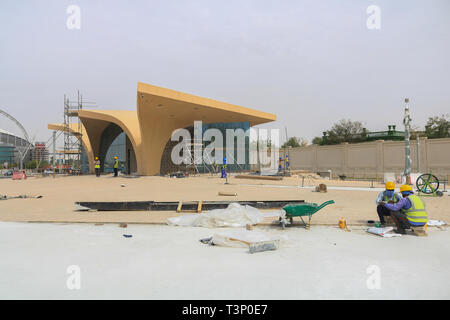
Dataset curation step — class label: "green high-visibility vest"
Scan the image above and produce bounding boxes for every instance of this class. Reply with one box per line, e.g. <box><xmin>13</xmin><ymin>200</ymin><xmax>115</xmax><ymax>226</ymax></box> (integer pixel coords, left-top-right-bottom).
<box><xmin>402</xmin><ymin>195</ymin><xmax>428</xmax><ymax>224</ymax></box>
<box><xmin>384</xmin><ymin>193</ymin><xmax>399</xmax><ymax>203</ymax></box>
<box><xmin>114</xmin><ymin>160</ymin><xmax>119</xmax><ymax>168</ymax></box>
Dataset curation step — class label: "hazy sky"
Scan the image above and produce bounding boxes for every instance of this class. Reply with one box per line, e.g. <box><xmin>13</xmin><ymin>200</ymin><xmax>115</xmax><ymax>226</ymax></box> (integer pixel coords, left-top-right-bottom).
<box><xmin>1</xmin><ymin>0</ymin><xmax>449</xmax><ymax>146</ymax></box>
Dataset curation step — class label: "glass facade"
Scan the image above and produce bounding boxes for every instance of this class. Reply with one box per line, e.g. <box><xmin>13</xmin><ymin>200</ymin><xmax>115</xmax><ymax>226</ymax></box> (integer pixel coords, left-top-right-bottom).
<box><xmin>199</xmin><ymin>122</ymin><xmax>250</xmax><ymax>173</ymax></box>
<box><xmin>0</xmin><ymin>145</ymin><xmax>15</xmax><ymax>164</ymax></box>
<box><xmin>103</xmin><ymin>132</ymin><xmax>126</xmax><ymax>173</ymax></box>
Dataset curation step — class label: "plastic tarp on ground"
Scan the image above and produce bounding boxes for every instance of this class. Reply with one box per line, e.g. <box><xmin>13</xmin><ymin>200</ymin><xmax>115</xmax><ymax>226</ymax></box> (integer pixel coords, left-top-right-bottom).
<box><xmin>366</xmin><ymin>226</ymin><xmax>402</xmax><ymax>237</ymax></box>
<box><xmin>210</xmin><ymin>229</ymin><xmax>288</xmax><ymax>248</ymax></box>
<box><xmin>427</xmin><ymin>220</ymin><xmax>447</xmax><ymax>227</ymax></box>
<box><xmin>167</xmin><ymin>203</ymin><xmax>279</xmax><ymax>228</ymax></box>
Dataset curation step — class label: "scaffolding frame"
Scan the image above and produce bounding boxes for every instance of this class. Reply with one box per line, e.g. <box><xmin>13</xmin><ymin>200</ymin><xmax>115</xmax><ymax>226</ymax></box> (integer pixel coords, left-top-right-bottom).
<box><xmin>63</xmin><ymin>91</ymin><xmax>95</xmax><ymax>174</ymax></box>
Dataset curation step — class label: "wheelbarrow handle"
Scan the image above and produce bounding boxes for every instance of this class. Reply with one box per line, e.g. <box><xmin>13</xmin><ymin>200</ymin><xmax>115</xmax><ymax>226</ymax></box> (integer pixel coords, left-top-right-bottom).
<box><xmin>315</xmin><ymin>200</ymin><xmax>335</xmax><ymax>212</ymax></box>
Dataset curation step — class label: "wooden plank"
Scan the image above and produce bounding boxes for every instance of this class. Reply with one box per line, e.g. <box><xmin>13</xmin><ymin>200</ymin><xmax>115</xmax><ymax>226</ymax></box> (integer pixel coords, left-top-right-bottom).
<box><xmin>176</xmin><ymin>201</ymin><xmax>183</xmax><ymax>213</ymax></box>
<box><xmin>235</xmin><ymin>175</ymin><xmax>283</xmax><ymax>181</ymax></box>
<box><xmin>197</xmin><ymin>200</ymin><xmax>203</xmax><ymax>213</ymax></box>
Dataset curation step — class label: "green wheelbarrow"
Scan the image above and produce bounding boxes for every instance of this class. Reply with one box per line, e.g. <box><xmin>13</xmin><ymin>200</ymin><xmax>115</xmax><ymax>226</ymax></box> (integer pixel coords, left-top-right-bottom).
<box><xmin>279</xmin><ymin>200</ymin><xmax>335</xmax><ymax>229</ymax></box>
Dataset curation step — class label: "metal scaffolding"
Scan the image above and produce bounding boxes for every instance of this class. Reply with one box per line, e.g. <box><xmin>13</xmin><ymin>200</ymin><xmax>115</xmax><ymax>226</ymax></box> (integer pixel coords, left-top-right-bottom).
<box><xmin>63</xmin><ymin>91</ymin><xmax>95</xmax><ymax>174</ymax></box>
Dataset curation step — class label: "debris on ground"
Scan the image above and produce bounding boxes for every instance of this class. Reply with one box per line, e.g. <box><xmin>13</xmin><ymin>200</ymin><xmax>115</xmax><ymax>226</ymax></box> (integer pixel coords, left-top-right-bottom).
<box><xmin>123</xmin><ymin>234</ymin><xmax>132</xmax><ymax>238</ymax></box>
<box><xmin>199</xmin><ymin>237</ymin><xmax>213</xmax><ymax>244</ymax></box>
<box><xmin>367</xmin><ymin>226</ymin><xmax>402</xmax><ymax>237</ymax></box>
<box><xmin>315</xmin><ymin>184</ymin><xmax>327</xmax><ymax>193</ymax></box>
<box><xmin>218</xmin><ymin>191</ymin><xmax>237</xmax><ymax>196</ymax></box>
<box><xmin>1</xmin><ymin>194</ymin><xmax>43</xmax><ymax>200</ymax></box>
<box><xmin>235</xmin><ymin>174</ymin><xmax>283</xmax><ymax>181</ymax></box>
<box><xmin>74</xmin><ymin>204</ymin><xmax>90</xmax><ymax>211</ymax></box>
<box><xmin>120</xmin><ymin>184</ymin><xmax>126</xmax><ymax>187</ymax></box>
<box><xmin>167</xmin><ymin>203</ymin><xmax>265</xmax><ymax>228</ymax></box>
<box><xmin>427</xmin><ymin>220</ymin><xmax>447</xmax><ymax>227</ymax></box>
<box><xmin>200</xmin><ymin>229</ymin><xmax>287</xmax><ymax>253</ymax></box>
<box><xmin>169</xmin><ymin>171</ymin><xmax>187</xmax><ymax>178</ymax></box>
<box><xmin>119</xmin><ymin>223</ymin><xmax>128</xmax><ymax>228</ymax></box>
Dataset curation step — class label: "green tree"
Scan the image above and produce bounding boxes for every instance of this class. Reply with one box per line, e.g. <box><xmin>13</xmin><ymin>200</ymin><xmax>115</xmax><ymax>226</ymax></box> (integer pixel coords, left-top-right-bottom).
<box><xmin>281</xmin><ymin>137</ymin><xmax>307</xmax><ymax>148</ymax></box>
<box><xmin>323</xmin><ymin>119</ymin><xmax>366</xmax><ymax>145</ymax></box>
<box><xmin>312</xmin><ymin>137</ymin><xmax>323</xmax><ymax>145</ymax></box>
<box><xmin>25</xmin><ymin>161</ymin><xmax>37</xmax><ymax>169</ymax></box>
<box><xmin>425</xmin><ymin>114</ymin><xmax>450</xmax><ymax>139</ymax></box>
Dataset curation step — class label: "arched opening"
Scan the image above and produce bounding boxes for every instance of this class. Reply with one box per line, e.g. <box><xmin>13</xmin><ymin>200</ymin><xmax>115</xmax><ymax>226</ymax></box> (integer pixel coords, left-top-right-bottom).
<box><xmin>98</xmin><ymin>123</ymin><xmax>137</xmax><ymax>174</ymax></box>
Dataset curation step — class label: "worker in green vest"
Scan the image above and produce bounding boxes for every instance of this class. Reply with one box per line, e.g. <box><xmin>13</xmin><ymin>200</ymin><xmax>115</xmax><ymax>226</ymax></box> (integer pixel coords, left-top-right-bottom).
<box><xmin>381</xmin><ymin>184</ymin><xmax>428</xmax><ymax>234</ymax></box>
<box><xmin>113</xmin><ymin>156</ymin><xmax>119</xmax><ymax>177</ymax></box>
<box><xmin>94</xmin><ymin>157</ymin><xmax>101</xmax><ymax>177</ymax></box>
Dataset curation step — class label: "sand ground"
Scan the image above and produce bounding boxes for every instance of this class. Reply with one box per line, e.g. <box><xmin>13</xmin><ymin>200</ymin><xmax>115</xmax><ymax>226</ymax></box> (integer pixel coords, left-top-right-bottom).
<box><xmin>1</xmin><ymin>175</ymin><xmax>449</xmax><ymax>300</ymax></box>
<box><xmin>0</xmin><ymin>222</ymin><xmax>449</xmax><ymax>299</ymax></box>
<box><xmin>0</xmin><ymin>174</ymin><xmax>449</xmax><ymax>226</ymax></box>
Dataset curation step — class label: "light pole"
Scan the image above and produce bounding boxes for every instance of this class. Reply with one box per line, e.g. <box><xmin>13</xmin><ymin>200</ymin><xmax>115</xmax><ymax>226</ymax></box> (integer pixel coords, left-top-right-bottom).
<box><xmin>403</xmin><ymin>98</ymin><xmax>412</xmax><ymax>185</ymax></box>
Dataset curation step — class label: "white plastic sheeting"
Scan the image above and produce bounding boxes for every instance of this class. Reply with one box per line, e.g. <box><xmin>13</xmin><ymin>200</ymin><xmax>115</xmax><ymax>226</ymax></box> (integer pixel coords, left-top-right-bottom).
<box><xmin>366</xmin><ymin>226</ymin><xmax>402</xmax><ymax>237</ymax></box>
<box><xmin>427</xmin><ymin>220</ymin><xmax>447</xmax><ymax>227</ymax></box>
<box><xmin>210</xmin><ymin>229</ymin><xmax>288</xmax><ymax>248</ymax></box>
<box><xmin>167</xmin><ymin>203</ymin><xmax>271</xmax><ymax>228</ymax></box>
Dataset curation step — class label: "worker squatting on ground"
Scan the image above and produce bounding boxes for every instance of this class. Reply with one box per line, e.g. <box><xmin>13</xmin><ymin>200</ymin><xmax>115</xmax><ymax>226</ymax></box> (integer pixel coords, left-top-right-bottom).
<box><xmin>380</xmin><ymin>184</ymin><xmax>428</xmax><ymax>234</ymax></box>
<box><xmin>376</xmin><ymin>181</ymin><xmax>402</xmax><ymax>226</ymax></box>
<box><xmin>113</xmin><ymin>156</ymin><xmax>119</xmax><ymax>177</ymax></box>
<box><xmin>94</xmin><ymin>157</ymin><xmax>101</xmax><ymax>177</ymax></box>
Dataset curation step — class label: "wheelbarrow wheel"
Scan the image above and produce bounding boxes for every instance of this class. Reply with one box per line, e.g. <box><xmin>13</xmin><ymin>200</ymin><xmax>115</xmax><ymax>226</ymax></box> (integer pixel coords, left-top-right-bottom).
<box><xmin>416</xmin><ymin>174</ymin><xmax>439</xmax><ymax>194</ymax></box>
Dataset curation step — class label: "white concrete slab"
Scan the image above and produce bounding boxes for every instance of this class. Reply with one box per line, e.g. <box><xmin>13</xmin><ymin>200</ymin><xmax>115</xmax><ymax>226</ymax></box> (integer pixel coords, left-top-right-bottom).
<box><xmin>0</xmin><ymin>222</ymin><xmax>449</xmax><ymax>299</ymax></box>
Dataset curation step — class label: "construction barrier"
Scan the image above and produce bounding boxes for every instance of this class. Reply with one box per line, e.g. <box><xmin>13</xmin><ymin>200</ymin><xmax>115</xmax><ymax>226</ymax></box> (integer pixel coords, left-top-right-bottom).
<box><xmin>12</xmin><ymin>171</ymin><xmax>27</xmax><ymax>180</ymax></box>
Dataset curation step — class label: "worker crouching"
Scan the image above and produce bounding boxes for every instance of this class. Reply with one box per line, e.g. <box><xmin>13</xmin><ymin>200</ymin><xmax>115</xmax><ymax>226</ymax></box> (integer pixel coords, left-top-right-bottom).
<box><xmin>376</xmin><ymin>181</ymin><xmax>401</xmax><ymax>226</ymax></box>
<box><xmin>380</xmin><ymin>184</ymin><xmax>428</xmax><ymax>234</ymax></box>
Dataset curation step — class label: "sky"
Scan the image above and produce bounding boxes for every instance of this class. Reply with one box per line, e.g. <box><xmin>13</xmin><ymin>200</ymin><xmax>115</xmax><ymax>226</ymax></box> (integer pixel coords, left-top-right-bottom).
<box><xmin>0</xmin><ymin>0</ymin><xmax>449</xmax><ymax>147</ymax></box>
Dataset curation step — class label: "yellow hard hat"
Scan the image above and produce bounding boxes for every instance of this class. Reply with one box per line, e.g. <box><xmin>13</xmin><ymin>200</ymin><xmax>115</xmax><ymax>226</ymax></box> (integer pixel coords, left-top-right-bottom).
<box><xmin>400</xmin><ymin>185</ymin><xmax>413</xmax><ymax>193</ymax></box>
<box><xmin>95</xmin><ymin>157</ymin><xmax>98</xmax><ymax>160</ymax></box>
<box><xmin>385</xmin><ymin>181</ymin><xmax>395</xmax><ymax>190</ymax></box>
<box><xmin>114</xmin><ymin>156</ymin><xmax>118</xmax><ymax>159</ymax></box>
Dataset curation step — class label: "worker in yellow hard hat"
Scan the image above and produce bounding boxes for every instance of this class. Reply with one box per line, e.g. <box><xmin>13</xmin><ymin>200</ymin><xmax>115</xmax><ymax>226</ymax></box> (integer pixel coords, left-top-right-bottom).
<box><xmin>94</xmin><ymin>156</ymin><xmax>101</xmax><ymax>177</ymax></box>
<box><xmin>113</xmin><ymin>156</ymin><xmax>119</xmax><ymax>177</ymax></box>
<box><xmin>376</xmin><ymin>181</ymin><xmax>401</xmax><ymax>226</ymax></box>
<box><xmin>381</xmin><ymin>184</ymin><xmax>428</xmax><ymax>234</ymax></box>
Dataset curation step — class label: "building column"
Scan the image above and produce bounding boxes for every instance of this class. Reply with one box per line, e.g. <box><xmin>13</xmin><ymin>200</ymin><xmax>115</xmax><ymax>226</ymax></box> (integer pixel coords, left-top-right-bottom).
<box><xmin>375</xmin><ymin>140</ymin><xmax>384</xmax><ymax>179</ymax></box>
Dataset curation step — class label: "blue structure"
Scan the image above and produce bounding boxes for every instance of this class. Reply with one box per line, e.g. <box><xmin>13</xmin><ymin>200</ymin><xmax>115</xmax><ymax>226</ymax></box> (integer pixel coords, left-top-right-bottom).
<box><xmin>0</xmin><ymin>144</ymin><xmax>14</xmax><ymax>165</ymax></box>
